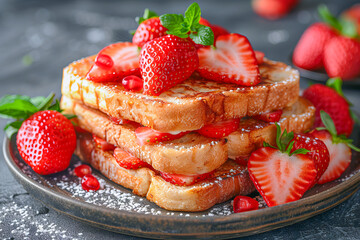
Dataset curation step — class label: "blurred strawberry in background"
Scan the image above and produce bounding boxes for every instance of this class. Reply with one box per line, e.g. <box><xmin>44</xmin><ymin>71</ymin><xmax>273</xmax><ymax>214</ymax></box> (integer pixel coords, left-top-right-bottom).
<box><xmin>342</xmin><ymin>4</ymin><xmax>360</xmax><ymax>35</ymax></box>
<box><xmin>252</xmin><ymin>0</ymin><xmax>299</xmax><ymax>20</ymax></box>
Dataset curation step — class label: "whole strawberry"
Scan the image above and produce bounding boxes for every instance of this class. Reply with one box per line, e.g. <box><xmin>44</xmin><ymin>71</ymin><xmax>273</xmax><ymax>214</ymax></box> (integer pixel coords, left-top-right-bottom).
<box><xmin>132</xmin><ymin>12</ymin><xmax>168</xmax><ymax>48</ymax></box>
<box><xmin>140</xmin><ymin>35</ymin><xmax>199</xmax><ymax>95</ymax></box>
<box><xmin>323</xmin><ymin>36</ymin><xmax>360</xmax><ymax>80</ymax></box>
<box><xmin>252</xmin><ymin>0</ymin><xmax>298</xmax><ymax>20</ymax></box>
<box><xmin>303</xmin><ymin>78</ymin><xmax>354</xmax><ymax>137</ymax></box>
<box><xmin>0</xmin><ymin>94</ymin><xmax>77</xmax><ymax>175</ymax></box>
<box><xmin>293</xmin><ymin>23</ymin><xmax>337</xmax><ymax>70</ymax></box>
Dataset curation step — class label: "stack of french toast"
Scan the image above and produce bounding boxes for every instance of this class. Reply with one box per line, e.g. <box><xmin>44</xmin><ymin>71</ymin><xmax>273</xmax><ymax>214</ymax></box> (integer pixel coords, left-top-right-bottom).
<box><xmin>60</xmin><ymin>55</ymin><xmax>315</xmax><ymax>211</ymax></box>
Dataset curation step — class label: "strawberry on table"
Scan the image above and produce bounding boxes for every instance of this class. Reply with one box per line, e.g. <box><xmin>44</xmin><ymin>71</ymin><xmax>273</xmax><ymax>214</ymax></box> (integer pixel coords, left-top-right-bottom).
<box><xmin>135</xmin><ymin>127</ymin><xmax>187</xmax><ymax>145</ymax></box>
<box><xmin>132</xmin><ymin>9</ymin><xmax>168</xmax><ymax>48</ymax></box>
<box><xmin>0</xmin><ymin>93</ymin><xmax>77</xmax><ymax>175</ymax></box>
<box><xmin>197</xmin><ymin>33</ymin><xmax>260</xmax><ymax>86</ymax></box>
<box><xmin>113</xmin><ymin>147</ymin><xmax>151</xmax><ymax>170</ymax></box>
<box><xmin>196</xmin><ymin>118</ymin><xmax>240</xmax><ymax>138</ymax></box>
<box><xmin>248</xmin><ymin>123</ymin><xmax>317</xmax><ymax>207</ymax></box>
<box><xmin>86</xmin><ymin>42</ymin><xmax>140</xmax><ymax>82</ymax></box>
<box><xmin>310</xmin><ymin>111</ymin><xmax>360</xmax><ymax>184</ymax></box>
<box><xmin>303</xmin><ymin>78</ymin><xmax>354</xmax><ymax>137</ymax></box>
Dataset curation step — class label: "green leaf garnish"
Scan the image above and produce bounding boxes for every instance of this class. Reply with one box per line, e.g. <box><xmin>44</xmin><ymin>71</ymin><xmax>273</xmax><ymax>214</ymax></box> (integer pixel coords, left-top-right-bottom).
<box><xmin>159</xmin><ymin>2</ymin><xmax>214</xmax><ymax>45</ymax></box>
<box><xmin>4</xmin><ymin>121</ymin><xmax>23</xmax><ymax>138</ymax></box>
<box><xmin>136</xmin><ymin>8</ymin><xmax>159</xmax><ymax>24</ymax></box>
<box><xmin>0</xmin><ymin>99</ymin><xmax>38</xmax><ymax>119</ymax></box>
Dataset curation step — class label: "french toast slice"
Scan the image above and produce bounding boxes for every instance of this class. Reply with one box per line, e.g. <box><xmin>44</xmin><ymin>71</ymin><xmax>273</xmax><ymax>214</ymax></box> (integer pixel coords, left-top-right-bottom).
<box><xmin>76</xmin><ymin>132</ymin><xmax>255</xmax><ymax>212</ymax></box>
<box><xmin>61</xmin><ymin>96</ymin><xmax>314</xmax><ymax>174</ymax></box>
<box><xmin>62</xmin><ymin>56</ymin><xmax>299</xmax><ymax>132</ymax></box>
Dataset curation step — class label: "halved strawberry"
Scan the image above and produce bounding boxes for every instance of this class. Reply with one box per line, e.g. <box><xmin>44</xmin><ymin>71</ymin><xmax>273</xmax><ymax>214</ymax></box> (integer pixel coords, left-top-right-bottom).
<box><xmin>254</xmin><ymin>51</ymin><xmax>265</xmax><ymax>65</ymax></box>
<box><xmin>253</xmin><ymin>109</ymin><xmax>282</xmax><ymax>122</ymax></box>
<box><xmin>248</xmin><ymin>147</ymin><xmax>316</xmax><ymax>207</ymax></box>
<box><xmin>292</xmin><ymin>133</ymin><xmax>330</xmax><ymax>187</ymax></box>
<box><xmin>197</xmin><ymin>33</ymin><xmax>260</xmax><ymax>86</ymax></box>
<box><xmin>92</xmin><ymin>134</ymin><xmax>115</xmax><ymax>151</ymax></box>
<box><xmin>196</xmin><ymin>118</ymin><xmax>240</xmax><ymax>138</ymax></box>
<box><xmin>86</xmin><ymin>42</ymin><xmax>140</xmax><ymax>82</ymax></box>
<box><xmin>160</xmin><ymin>171</ymin><xmax>214</xmax><ymax>186</ymax></box>
<box><xmin>113</xmin><ymin>147</ymin><xmax>151</xmax><ymax>170</ymax></box>
<box><xmin>135</xmin><ymin>127</ymin><xmax>187</xmax><ymax>145</ymax></box>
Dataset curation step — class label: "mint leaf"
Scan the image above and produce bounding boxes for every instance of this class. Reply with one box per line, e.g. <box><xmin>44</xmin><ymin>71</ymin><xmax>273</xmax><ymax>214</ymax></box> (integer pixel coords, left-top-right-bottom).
<box><xmin>0</xmin><ymin>95</ymin><xmax>31</xmax><ymax>105</ymax></box>
<box><xmin>320</xmin><ymin>110</ymin><xmax>337</xmax><ymax>136</ymax></box>
<box><xmin>160</xmin><ymin>14</ymin><xmax>185</xmax><ymax>30</ymax></box>
<box><xmin>0</xmin><ymin>99</ymin><xmax>38</xmax><ymax>119</ymax></box>
<box><xmin>184</xmin><ymin>2</ymin><xmax>201</xmax><ymax>27</ymax></box>
<box><xmin>189</xmin><ymin>25</ymin><xmax>214</xmax><ymax>45</ymax></box>
<box><xmin>4</xmin><ymin>121</ymin><xmax>23</xmax><ymax>138</ymax></box>
<box><xmin>318</xmin><ymin>5</ymin><xmax>342</xmax><ymax>32</ymax></box>
<box><xmin>136</xmin><ymin>9</ymin><xmax>158</xmax><ymax>24</ymax></box>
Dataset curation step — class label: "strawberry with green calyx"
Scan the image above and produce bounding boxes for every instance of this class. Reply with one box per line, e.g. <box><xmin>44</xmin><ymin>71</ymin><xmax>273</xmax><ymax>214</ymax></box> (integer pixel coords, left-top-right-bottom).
<box><xmin>132</xmin><ymin>9</ymin><xmax>168</xmax><ymax>48</ymax></box>
<box><xmin>248</xmin><ymin>123</ymin><xmax>320</xmax><ymax>207</ymax></box>
<box><xmin>0</xmin><ymin>93</ymin><xmax>77</xmax><ymax>175</ymax></box>
<box><xmin>310</xmin><ymin>111</ymin><xmax>360</xmax><ymax>184</ymax></box>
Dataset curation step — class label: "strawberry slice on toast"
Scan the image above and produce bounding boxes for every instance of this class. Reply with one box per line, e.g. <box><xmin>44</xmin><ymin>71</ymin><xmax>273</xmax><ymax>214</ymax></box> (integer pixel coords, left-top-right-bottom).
<box><xmin>197</xmin><ymin>33</ymin><xmax>260</xmax><ymax>86</ymax></box>
<box><xmin>86</xmin><ymin>42</ymin><xmax>140</xmax><ymax>82</ymax></box>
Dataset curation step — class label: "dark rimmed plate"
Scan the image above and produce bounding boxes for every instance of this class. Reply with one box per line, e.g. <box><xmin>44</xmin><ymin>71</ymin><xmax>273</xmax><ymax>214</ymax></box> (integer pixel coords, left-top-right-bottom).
<box><xmin>3</xmin><ymin>135</ymin><xmax>360</xmax><ymax>239</ymax></box>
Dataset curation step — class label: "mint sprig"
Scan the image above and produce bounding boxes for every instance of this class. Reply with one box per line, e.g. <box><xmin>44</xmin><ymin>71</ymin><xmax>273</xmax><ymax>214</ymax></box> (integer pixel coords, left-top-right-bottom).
<box><xmin>318</xmin><ymin>5</ymin><xmax>359</xmax><ymax>39</ymax></box>
<box><xmin>159</xmin><ymin>2</ymin><xmax>214</xmax><ymax>46</ymax></box>
<box><xmin>318</xmin><ymin>111</ymin><xmax>360</xmax><ymax>152</ymax></box>
<box><xmin>0</xmin><ymin>93</ymin><xmax>75</xmax><ymax>138</ymax></box>
<box><xmin>263</xmin><ymin>123</ymin><xmax>310</xmax><ymax>156</ymax></box>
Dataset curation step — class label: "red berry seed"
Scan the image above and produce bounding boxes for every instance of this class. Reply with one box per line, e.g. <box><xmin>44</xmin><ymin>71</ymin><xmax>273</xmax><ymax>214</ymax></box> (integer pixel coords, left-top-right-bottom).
<box><xmin>233</xmin><ymin>196</ymin><xmax>259</xmax><ymax>213</ymax></box>
<box><xmin>74</xmin><ymin>164</ymin><xmax>92</xmax><ymax>178</ymax></box>
<box><xmin>81</xmin><ymin>174</ymin><xmax>100</xmax><ymax>191</ymax></box>
<box><xmin>122</xmin><ymin>75</ymin><xmax>143</xmax><ymax>92</ymax></box>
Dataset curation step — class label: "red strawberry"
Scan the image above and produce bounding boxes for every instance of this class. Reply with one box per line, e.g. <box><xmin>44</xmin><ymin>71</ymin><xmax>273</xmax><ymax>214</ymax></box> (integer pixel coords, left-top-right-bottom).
<box><xmin>211</xmin><ymin>24</ymin><xmax>230</xmax><ymax>41</ymax></box>
<box><xmin>86</xmin><ymin>42</ymin><xmax>140</xmax><ymax>82</ymax></box>
<box><xmin>199</xmin><ymin>17</ymin><xmax>211</xmax><ymax>27</ymax></box>
<box><xmin>140</xmin><ymin>35</ymin><xmax>199</xmax><ymax>96</ymax></box>
<box><xmin>113</xmin><ymin>147</ymin><xmax>151</xmax><ymax>170</ymax></box>
<box><xmin>233</xmin><ymin>196</ymin><xmax>259</xmax><ymax>213</ymax></box>
<box><xmin>81</xmin><ymin>174</ymin><xmax>100</xmax><ymax>191</ymax></box>
<box><xmin>17</xmin><ymin>110</ymin><xmax>76</xmax><ymax>175</ymax></box>
<box><xmin>254</xmin><ymin>51</ymin><xmax>265</xmax><ymax>65</ymax></box>
<box><xmin>248</xmin><ymin>123</ymin><xmax>318</xmax><ymax>207</ymax></box>
<box><xmin>292</xmin><ymin>133</ymin><xmax>330</xmax><ymax>186</ymax></box>
<box><xmin>160</xmin><ymin>171</ymin><xmax>214</xmax><ymax>186</ymax></box>
<box><xmin>197</xmin><ymin>33</ymin><xmax>260</xmax><ymax>86</ymax></box>
<box><xmin>253</xmin><ymin>109</ymin><xmax>282</xmax><ymax>122</ymax></box>
<box><xmin>196</xmin><ymin>118</ymin><xmax>240</xmax><ymax>138</ymax></box>
<box><xmin>303</xmin><ymin>83</ymin><xmax>354</xmax><ymax>137</ymax></box>
<box><xmin>74</xmin><ymin>164</ymin><xmax>92</xmax><ymax>178</ymax></box>
<box><xmin>132</xmin><ymin>17</ymin><xmax>168</xmax><ymax>48</ymax></box>
<box><xmin>92</xmin><ymin>134</ymin><xmax>115</xmax><ymax>151</ymax></box>
<box><xmin>310</xmin><ymin>130</ymin><xmax>351</xmax><ymax>184</ymax></box>
<box><xmin>323</xmin><ymin>36</ymin><xmax>360</xmax><ymax>80</ymax></box>
<box><xmin>135</xmin><ymin>127</ymin><xmax>187</xmax><ymax>145</ymax></box>
<box><xmin>293</xmin><ymin>23</ymin><xmax>337</xmax><ymax>70</ymax></box>
<box><xmin>248</xmin><ymin>147</ymin><xmax>316</xmax><ymax>207</ymax></box>
<box><xmin>252</xmin><ymin>0</ymin><xmax>298</xmax><ymax>20</ymax></box>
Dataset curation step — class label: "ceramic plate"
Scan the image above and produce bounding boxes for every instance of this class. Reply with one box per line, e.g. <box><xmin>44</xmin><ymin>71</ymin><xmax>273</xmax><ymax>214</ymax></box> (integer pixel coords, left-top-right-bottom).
<box><xmin>3</xmin><ymin>134</ymin><xmax>360</xmax><ymax>239</ymax></box>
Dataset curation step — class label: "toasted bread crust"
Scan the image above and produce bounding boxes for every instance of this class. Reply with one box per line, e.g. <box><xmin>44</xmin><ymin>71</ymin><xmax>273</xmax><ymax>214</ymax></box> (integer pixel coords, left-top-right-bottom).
<box><xmin>76</xmin><ymin>133</ymin><xmax>255</xmax><ymax>211</ymax></box>
<box><xmin>63</xmin><ymin>96</ymin><xmax>228</xmax><ymax>175</ymax></box>
<box><xmin>226</xmin><ymin>97</ymin><xmax>315</xmax><ymax>159</ymax></box>
<box><xmin>62</xmin><ymin>56</ymin><xmax>299</xmax><ymax>132</ymax></box>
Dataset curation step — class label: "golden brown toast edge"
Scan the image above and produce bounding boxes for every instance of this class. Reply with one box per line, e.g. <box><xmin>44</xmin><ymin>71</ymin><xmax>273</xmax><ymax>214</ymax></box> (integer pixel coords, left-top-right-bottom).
<box><xmin>62</xmin><ymin>56</ymin><xmax>299</xmax><ymax>132</ymax></box>
<box><xmin>76</xmin><ymin>132</ymin><xmax>255</xmax><ymax>212</ymax></box>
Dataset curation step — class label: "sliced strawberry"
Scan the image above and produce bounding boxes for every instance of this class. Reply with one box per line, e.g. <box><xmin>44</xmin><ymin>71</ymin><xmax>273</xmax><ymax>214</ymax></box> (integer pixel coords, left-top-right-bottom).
<box><xmin>233</xmin><ymin>156</ymin><xmax>249</xmax><ymax>166</ymax></box>
<box><xmin>160</xmin><ymin>171</ymin><xmax>214</xmax><ymax>186</ymax></box>
<box><xmin>86</xmin><ymin>42</ymin><xmax>140</xmax><ymax>82</ymax></box>
<box><xmin>135</xmin><ymin>127</ymin><xmax>187</xmax><ymax>145</ymax></box>
<box><xmin>292</xmin><ymin>133</ymin><xmax>330</xmax><ymax>187</ymax></box>
<box><xmin>109</xmin><ymin>116</ymin><xmax>130</xmax><ymax>125</ymax></box>
<box><xmin>310</xmin><ymin>130</ymin><xmax>352</xmax><ymax>184</ymax></box>
<box><xmin>253</xmin><ymin>109</ymin><xmax>282</xmax><ymax>122</ymax></box>
<box><xmin>254</xmin><ymin>51</ymin><xmax>265</xmax><ymax>65</ymax></box>
<box><xmin>92</xmin><ymin>134</ymin><xmax>115</xmax><ymax>151</ymax></box>
<box><xmin>197</xmin><ymin>33</ymin><xmax>260</xmax><ymax>86</ymax></box>
<box><xmin>248</xmin><ymin>147</ymin><xmax>317</xmax><ymax>207</ymax></box>
<box><xmin>197</xmin><ymin>118</ymin><xmax>240</xmax><ymax>138</ymax></box>
<box><xmin>113</xmin><ymin>147</ymin><xmax>151</xmax><ymax>170</ymax></box>
<box><xmin>233</xmin><ymin>196</ymin><xmax>259</xmax><ymax>213</ymax></box>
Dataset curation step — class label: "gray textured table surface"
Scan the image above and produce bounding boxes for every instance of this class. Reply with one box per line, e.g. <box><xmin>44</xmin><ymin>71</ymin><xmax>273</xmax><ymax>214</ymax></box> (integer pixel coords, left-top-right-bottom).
<box><xmin>1</xmin><ymin>0</ymin><xmax>359</xmax><ymax>239</ymax></box>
